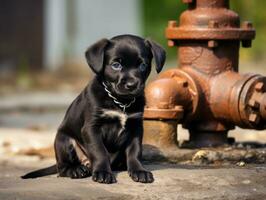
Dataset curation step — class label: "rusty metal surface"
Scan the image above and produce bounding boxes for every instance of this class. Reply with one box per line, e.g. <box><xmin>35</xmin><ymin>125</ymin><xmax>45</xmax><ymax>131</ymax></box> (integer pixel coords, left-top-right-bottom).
<box><xmin>144</xmin><ymin>76</ymin><xmax>185</xmax><ymax>120</ymax></box>
<box><xmin>144</xmin><ymin>107</ymin><xmax>183</xmax><ymax>120</ymax></box>
<box><xmin>238</xmin><ymin>77</ymin><xmax>266</xmax><ymax>129</ymax></box>
<box><xmin>144</xmin><ymin>0</ymin><xmax>266</xmax><ymax>148</ymax></box>
<box><xmin>167</xmin><ymin>0</ymin><xmax>255</xmax><ymax>46</ymax></box>
<box><xmin>143</xmin><ymin>120</ymin><xmax>178</xmax><ymax>149</ymax></box>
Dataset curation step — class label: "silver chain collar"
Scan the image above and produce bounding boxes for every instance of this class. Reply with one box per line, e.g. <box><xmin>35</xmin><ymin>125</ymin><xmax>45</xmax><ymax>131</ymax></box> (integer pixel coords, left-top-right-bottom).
<box><xmin>102</xmin><ymin>82</ymin><xmax>136</xmax><ymax>112</ymax></box>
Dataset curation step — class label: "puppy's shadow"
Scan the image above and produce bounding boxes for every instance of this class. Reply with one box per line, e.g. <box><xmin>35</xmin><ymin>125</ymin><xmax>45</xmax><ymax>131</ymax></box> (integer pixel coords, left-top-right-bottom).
<box><xmin>141</xmin><ymin>144</ymin><xmax>233</xmax><ymax>172</ymax></box>
<box><xmin>113</xmin><ymin>141</ymin><xmax>266</xmax><ymax>176</ymax></box>
<box><xmin>140</xmin><ymin>144</ymin><xmax>199</xmax><ymax>171</ymax></box>
<box><xmin>145</xmin><ymin>162</ymin><xmax>221</xmax><ymax>172</ymax></box>
<box><xmin>142</xmin><ymin>142</ymin><xmax>266</xmax><ymax>172</ymax></box>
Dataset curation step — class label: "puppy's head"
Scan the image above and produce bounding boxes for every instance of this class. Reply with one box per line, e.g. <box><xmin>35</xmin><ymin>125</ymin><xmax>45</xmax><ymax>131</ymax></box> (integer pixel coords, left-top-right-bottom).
<box><xmin>85</xmin><ymin>35</ymin><xmax>166</xmax><ymax>98</ymax></box>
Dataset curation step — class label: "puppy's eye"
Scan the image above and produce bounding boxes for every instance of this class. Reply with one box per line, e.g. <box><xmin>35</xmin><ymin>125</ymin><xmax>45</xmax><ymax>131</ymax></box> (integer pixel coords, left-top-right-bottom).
<box><xmin>139</xmin><ymin>63</ymin><xmax>147</xmax><ymax>72</ymax></box>
<box><xmin>111</xmin><ymin>62</ymin><xmax>122</xmax><ymax>71</ymax></box>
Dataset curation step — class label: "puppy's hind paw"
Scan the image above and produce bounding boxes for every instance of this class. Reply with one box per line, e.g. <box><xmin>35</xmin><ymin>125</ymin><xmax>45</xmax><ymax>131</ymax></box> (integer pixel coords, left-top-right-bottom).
<box><xmin>92</xmin><ymin>171</ymin><xmax>117</xmax><ymax>184</ymax></box>
<box><xmin>59</xmin><ymin>165</ymin><xmax>91</xmax><ymax>179</ymax></box>
<box><xmin>128</xmin><ymin>170</ymin><xmax>154</xmax><ymax>183</ymax></box>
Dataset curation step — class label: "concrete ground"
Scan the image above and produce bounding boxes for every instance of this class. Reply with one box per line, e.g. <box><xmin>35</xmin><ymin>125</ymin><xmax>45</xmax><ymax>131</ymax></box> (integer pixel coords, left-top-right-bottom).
<box><xmin>1</xmin><ymin>92</ymin><xmax>266</xmax><ymax>200</ymax></box>
<box><xmin>1</xmin><ymin>127</ymin><xmax>266</xmax><ymax>200</ymax></box>
<box><xmin>1</xmin><ymin>158</ymin><xmax>266</xmax><ymax>200</ymax></box>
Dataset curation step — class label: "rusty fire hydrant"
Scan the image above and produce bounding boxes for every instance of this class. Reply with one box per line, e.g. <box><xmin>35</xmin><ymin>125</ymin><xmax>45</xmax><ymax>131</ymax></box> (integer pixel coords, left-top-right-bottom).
<box><xmin>144</xmin><ymin>0</ymin><xmax>266</xmax><ymax>148</ymax></box>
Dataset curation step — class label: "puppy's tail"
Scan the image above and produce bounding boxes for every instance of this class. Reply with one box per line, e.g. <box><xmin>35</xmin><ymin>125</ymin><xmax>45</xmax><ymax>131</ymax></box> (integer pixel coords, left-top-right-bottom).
<box><xmin>21</xmin><ymin>164</ymin><xmax>57</xmax><ymax>179</ymax></box>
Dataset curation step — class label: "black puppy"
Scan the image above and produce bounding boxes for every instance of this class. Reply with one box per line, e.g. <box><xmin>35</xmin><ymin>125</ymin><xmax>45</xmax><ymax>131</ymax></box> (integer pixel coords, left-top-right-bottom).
<box><xmin>22</xmin><ymin>35</ymin><xmax>165</xmax><ymax>184</ymax></box>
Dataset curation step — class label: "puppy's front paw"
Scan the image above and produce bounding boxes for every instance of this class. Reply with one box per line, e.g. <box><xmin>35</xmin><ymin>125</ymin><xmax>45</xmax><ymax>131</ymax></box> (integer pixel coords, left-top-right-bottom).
<box><xmin>128</xmin><ymin>170</ymin><xmax>154</xmax><ymax>183</ymax></box>
<box><xmin>92</xmin><ymin>171</ymin><xmax>117</xmax><ymax>184</ymax></box>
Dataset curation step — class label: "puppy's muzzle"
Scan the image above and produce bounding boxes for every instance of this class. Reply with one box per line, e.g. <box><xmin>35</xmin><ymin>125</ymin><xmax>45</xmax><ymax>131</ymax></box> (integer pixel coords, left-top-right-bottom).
<box><xmin>118</xmin><ymin>78</ymin><xmax>140</xmax><ymax>92</ymax></box>
<box><xmin>124</xmin><ymin>80</ymin><xmax>138</xmax><ymax>90</ymax></box>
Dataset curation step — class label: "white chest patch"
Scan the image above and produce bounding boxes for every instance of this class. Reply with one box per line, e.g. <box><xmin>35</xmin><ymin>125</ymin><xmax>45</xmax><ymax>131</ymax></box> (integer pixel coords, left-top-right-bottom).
<box><xmin>100</xmin><ymin>109</ymin><xmax>128</xmax><ymax>135</ymax></box>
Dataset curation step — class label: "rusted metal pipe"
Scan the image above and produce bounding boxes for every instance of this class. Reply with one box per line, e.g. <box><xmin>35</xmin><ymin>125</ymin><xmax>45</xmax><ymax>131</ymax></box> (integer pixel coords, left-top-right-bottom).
<box><xmin>143</xmin><ymin>120</ymin><xmax>179</xmax><ymax>149</ymax></box>
<box><xmin>144</xmin><ymin>0</ymin><xmax>266</xmax><ymax>148</ymax></box>
<box><xmin>143</xmin><ymin>76</ymin><xmax>184</xmax><ymax>148</ymax></box>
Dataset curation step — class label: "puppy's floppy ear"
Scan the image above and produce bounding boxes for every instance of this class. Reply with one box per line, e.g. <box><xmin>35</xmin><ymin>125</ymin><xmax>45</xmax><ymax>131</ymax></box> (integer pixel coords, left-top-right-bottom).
<box><xmin>85</xmin><ymin>38</ymin><xmax>109</xmax><ymax>74</ymax></box>
<box><xmin>145</xmin><ymin>39</ymin><xmax>166</xmax><ymax>73</ymax></box>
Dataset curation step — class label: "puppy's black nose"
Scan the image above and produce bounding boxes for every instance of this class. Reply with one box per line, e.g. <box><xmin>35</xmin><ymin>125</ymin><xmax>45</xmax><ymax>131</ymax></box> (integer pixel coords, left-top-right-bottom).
<box><xmin>125</xmin><ymin>81</ymin><xmax>138</xmax><ymax>90</ymax></box>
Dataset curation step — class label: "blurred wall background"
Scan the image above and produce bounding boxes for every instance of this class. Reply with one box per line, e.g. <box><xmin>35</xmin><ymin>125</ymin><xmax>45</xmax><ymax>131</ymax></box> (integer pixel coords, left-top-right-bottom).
<box><xmin>0</xmin><ymin>0</ymin><xmax>266</xmax><ymax>92</ymax></box>
<box><xmin>0</xmin><ymin>0</ymin><xmax>141</xmax><ymax>72</ymax></box>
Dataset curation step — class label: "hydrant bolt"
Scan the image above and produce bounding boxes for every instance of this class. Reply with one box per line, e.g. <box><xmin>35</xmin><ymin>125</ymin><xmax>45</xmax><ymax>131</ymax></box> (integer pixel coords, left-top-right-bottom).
<box><xmin>242</xmin><ymin>21</ymin><xmax>253</xmax><ymax>29</ymax></box>
<box><xmin>255</xmin><ymin>82</ymin><xmax>264</xmax><ymax>92</ymax></box>
<box><xmin>168</xmin><ymin>20</ymin><xmax>177</xmax><ymax>28</ymax></box>
<box><xmin>249</xmin><ymin>113</ymin><xmax>260</xmax><ymax>124</ymax></box>
<box><xmin>208</xmin><ymin>40</ymin><xmax>218</xmax><ymax>48</ymax></box>
<box><xmin>248</xmin><ymin>99</ymin><xmax>260</xmax><ymax>109</ymax></box>
<box><xmin>168</xmin><ymin>40</ymin><xmax>175</xmax><ymax>47</ymax></box>
<box><xmin>182</xmin><ymin>0</ymin><xmax>194</xmax><ymax>4</ymax></box>
<box><xmin>208</xmin><ymin>20</ymin><xmax>219</xmax><ymax>29</ymax></box>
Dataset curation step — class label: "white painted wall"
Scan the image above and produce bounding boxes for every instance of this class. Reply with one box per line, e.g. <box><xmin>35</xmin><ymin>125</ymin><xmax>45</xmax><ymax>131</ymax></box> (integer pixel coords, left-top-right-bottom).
<box><xmin>44</xmin><ymin>0</ymin><xmax>67</xmax><ymax>70</ymax></box>
<box><xmin>73</xmin><ymin>0</ymin><xmax>141</xmax><ymax>57</ymax></box>
<box><xmin>44</xmin><ymin>0</ymin><xmax>141</xmax><ymax>70</ymax></box>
